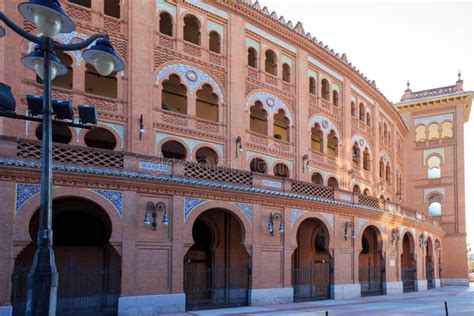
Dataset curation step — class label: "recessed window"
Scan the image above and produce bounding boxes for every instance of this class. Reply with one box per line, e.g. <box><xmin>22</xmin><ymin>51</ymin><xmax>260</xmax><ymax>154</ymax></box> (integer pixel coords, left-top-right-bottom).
<box><xmin>37</xmin><ymin>52</ymin><xmax>73</xmax><ymax>90</ymax></box>
<box><xmin>104</xmin><ymin>0</ymin><xmax>120</xmax><ymax>19</ymax></box>
<box><xmin>69</xmin><ymin>0</ymin><xmax>91</xmax><ymax>8</ymax></box>
<box><xmin>196</xmin><ymin>147</ymin><xmax>218</xmax><ymax>166</ymax></box>
<box><xmin>85</xmin><ymin>64</ymin><xmax>117</xmax><ymax>98</ymax></box>
<box><xmin>353</xmin><ymin>185</ymin><xmax>361</xmax><ymax>194</ymax></box>
<box><xmin>441</xmin><ymin>121</ymin><xmax>453</xmax><ymax>138</ymax></box>
<box><xmin>209</xmin><ymin>31</ymin><xmax>221</xmax><ymax>54</ymax></box>
<box><xmin>352</xmin><ymin>143</ymin><xmax>361</xmax><ymax>165</ymax></box>
<box><xmin>35</xmin><ymin>124</ymin><xmax>72</xmax><ymax>144</ymax></box>
<box><xmin>427</xmin><ymin>156</ymin><xmax>441</xmax><ymax>179</ymax></box>
<box><xmin>428</xmin><ymin>194</ymin><xmax>442</xmax><ymax>216</ymax></box>
<box><xmin>159</xmin><ymin>12</ymin><xmax>173</xmax><ymax>36</ymax></box>
<box><xmin>84</xmin><ymin>128</ymin><xmax>117</xmax><ymax>150</ymax></box>
<box><xmin>312</xmin><ymin>172</ymin><xmax>324</xmax><ymax>185</ymax></box>
<box><xmin>351</xmin><ymin>101</ymin><xmax>356</xmax><ymax>117</ymax></box>
<box><xmin>161</xmin><ymin>74</ymin><xmax>187</xmax><ymax>114</ymax></box>
<box><xmin>428</xmin><ymin>123</ymin><xmax>440</xmax><ymax>140</ymax></box>
<box><xmin>359</xmin><ymin>103</ymin><xmax>365</xmax><ymax>121</ymax></box>
<box><xmin>264</xmin><ymin>50</ymin><xmax>277</xmax><ymax>75</ymax></box>
<box><xmin>311</xmin><ymin>124</ymin><xmax>323</xmax><ymax>152</ymax></box>
<box><xmin>282</xmin><ymin>63</ymin><xmax>291</xmax><ymax>83</ymax></box>
<box><xmin>385</xmin><ymin>162</ymin><xmax>391</xmax><ymax>183</ymax></box>
<box><xmin>309</xmin><ymin>77</ymin><xmax>316</xmax><ymax>95</ymax></box>
<box><xmin>274</xmin><ymin>163</ymin><xmax>289</xmax><ymax>178</ymax></box>
<box><xmin>332</xmin><ymin>90</ymin><xmax>339</xmax><ymax>106</ymax></box>
<box><xmin>183</xmin><ymin>15</ymin><xmax>201</xmax><ymax>45</ymax></box>
<box><xmin>247</xmin><ymin>48</ymin><xmax>257</xmax><ymax>68</ymax></box>
<box><xmin>273</xmin><ymin>109</ymin><xmax>289</xmax><ymax>141</ymax></box>
<box><xmin>327</xmin><ymin>177</ymin><xmax>338</xmax><ymax>188</ymax></box>
<box><xmin>326</xmin><ymin>130</ymin><xmax>338</xmax><ymax>158</ymax></box>
<box><xmin>363</xmin><ymin>148</ymin><xmax>370</xmax><ymax>171</ymax></box>
<box><xmin>415</xmin><ymin>125</ymin><xmax>426</xmax><ymax>142</ymax></box>
<box><xmin>196</xmin><ymin>84</ymin><xmax>218</xmax><ymax>122</ymax></box>
<box><xmin>321</xmin><ymin>79</ymin><xmax>330</xmax><ymax>101</ymax></box>
<box><xmin>250</xmin><ymin>158</ymin><xmax>267</xmax><ymax>174</ymax></box>
<box><xmin>249</xmin><ymin>102</ymin><xmax>267</xmax><ymax>135</ymax></box>
<box><xmin>162</xmin><ymin>141</ymin><xmax>187</xmax><ymax>160</ymax></box>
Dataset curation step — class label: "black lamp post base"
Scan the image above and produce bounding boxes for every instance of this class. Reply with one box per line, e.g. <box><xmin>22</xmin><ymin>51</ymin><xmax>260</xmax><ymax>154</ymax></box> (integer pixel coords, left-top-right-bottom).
<box><xmin>26</xmin><ymin>246</ymin><xmax>58</xmax><ymax>316</ymax></box>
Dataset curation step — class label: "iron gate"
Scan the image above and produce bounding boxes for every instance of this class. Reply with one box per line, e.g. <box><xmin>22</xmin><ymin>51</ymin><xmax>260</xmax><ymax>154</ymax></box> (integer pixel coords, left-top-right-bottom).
<box><xmin>402</xmin><ymin>267</ymin><xmax>416</xmax><ymax>293</ymax></box>
<box><xmin>11</xmin><ymin>265</ymin><xmax>120</xmax><ymax>316</ymax></box>
<box><xmin>184</xmin><ymin>264</ymin><xmax>250</xmax><ymax>311</ymax></box>
<box><xmin>359</xmin><ymin>265</ymin><xmax>384</xmax><ymax>296</ymax></box>
<box><xmin>426</xmin><ymin>266</ymin><xmax>434</xmax><ymax>289</ymax></box>
<box><xmin>293</xmin><ymin>260</ymin><xmax>331</xmax><ymax>302</ymax></box>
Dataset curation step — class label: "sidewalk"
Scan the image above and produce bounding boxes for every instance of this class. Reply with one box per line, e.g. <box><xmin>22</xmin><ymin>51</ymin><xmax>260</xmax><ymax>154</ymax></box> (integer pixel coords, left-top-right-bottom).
<box><xmin>165</xmin><ymin>285</ymin><xmax>474</xmax><ymax>315</ymax></box>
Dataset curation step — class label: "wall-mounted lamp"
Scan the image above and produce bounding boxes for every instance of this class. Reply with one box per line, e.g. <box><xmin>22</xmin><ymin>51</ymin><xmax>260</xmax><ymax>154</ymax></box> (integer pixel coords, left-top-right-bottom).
<box><xmin>302</xmin><ymin>154</ymin><xmax>309</xmax><ymax>173</ymax></box>
<box><xmin>268</xmin><ymin>212</ymin><xmax>284</xmax><ymax>235</ymax></box>
<box><xmin>419</xmin><ymin>233</ymin><xmax>427</xmax><ymax>247</ymax></box>
<box><xmin>391</xmin><ymin>228</ymin><xmax>400</xmax><ymax>244</ymax></box>
<box><xmin>144</xmin><ymin>201</ymin><xmax>168</xmax><ymax>230</ymax></box>
<box><xmin>348</xmin><ymin>169</ymin><xmax>355</xmax><ymax>182</ymax></box>
<box><xmin>344</xmin><ymin>220</ymin><xmax>355</xmax><ymax>240</ymax></box>
<box><xmin>396</xmin><ymin>191</ymin><xmax>402</xmax><ymax>201</ymax></box>
<box><xmin>377</xmin><ymin>181</ymin><xmax>384</xmax><ymax>193</ymax></box>
<box><xmin>435</xmin><ymin>239</ymin><xmax>441</xmax><ymax>250</ymax></box>
<box><xmin>139</xmin><ymin>114</ymin><xmax>145</xmax><ymax>140</ymax></box>
<box><xmin>236</xmin><ymin>136</ymin><xmax>243</xmax><ymax>158</ymax></box>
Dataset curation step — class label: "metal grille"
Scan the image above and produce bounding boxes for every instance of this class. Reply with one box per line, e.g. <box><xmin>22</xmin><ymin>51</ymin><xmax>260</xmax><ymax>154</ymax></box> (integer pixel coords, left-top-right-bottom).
<box><xmin>291</xmin><ymin>181</ymin><xmax>334</xmax><ymax>199</ymax></box>
<box><xmin>11</xmin><ymin>265</ymin><xmax>120</xmax><ymax>316</ymax></box>
<box><xmin>293</xmin><ymin>261</ymin><xmax>331</xmax><ymax>302</ymax></box>
<box><xmin>426</xmin><ymin>266</ymin><xmax>434</xmax><ymax>289</ymax></box>
<box><xmin>402</xmin><ymin>267</ymin><xmax>416</xmax><ymax>293</ymax></box>
<box><xmin>359</xmin><ymin>266</ymin><xmax>384</xmax><ymax>296</ymax></box>
<box><xmin>358</xmin><ymin>194</ymin><xmax>380</xmax><ymax>209</ymax></box>
<box><xmin>184</xmin><ymin>163</ymin><xmax>253</xmax><ymax>186</ymax></box>
<box><xmin>184</xmin><ymin>264</ymin><xmax>250</xmax><ymax>311</ymax></box>
<box><xmin>17</xmin><ymin>141</ymin><xmax>124</xmax><ymax>169</ymax></box>
<box><xmin>400</xmin><ymin>206</ymin><xmax>417</xmax><ymax>219</ymax></box>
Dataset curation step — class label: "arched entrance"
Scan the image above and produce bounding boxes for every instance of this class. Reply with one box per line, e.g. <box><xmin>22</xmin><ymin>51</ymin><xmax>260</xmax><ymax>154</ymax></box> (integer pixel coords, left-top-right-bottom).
<box><xmin>425</xmin><ymin>238</ymin><xmax>434</xmax><ymax>289</ymax></box>
<box><xmin>292</xmin><ymin>218</ymin><xmax>332</xmax><ymax>302</ymax></box>
<box><xmin>183</xmin><ymin>209</ymin><xmax>250</xmax><ymax>311</ymax></box>
<box><xmin>401</xmin><ymin>232</ymin><xmax>416</xmax><ymax>293</ymax></box>
<box><xmin>358</xmin><ymin>226</ymin><xmax>384</xmax><ymax>296</ymax></box>
<box><xmin>11</xmin><ymin>198</ymin><xmax>121</xmax><ymax>315</ymax></box>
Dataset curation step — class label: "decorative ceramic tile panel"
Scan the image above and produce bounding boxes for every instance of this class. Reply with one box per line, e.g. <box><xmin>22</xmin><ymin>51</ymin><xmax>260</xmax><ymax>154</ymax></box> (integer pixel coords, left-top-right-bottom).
<box><xmin>139</xmin><ymin>161</ymin><xmax>172</xmax><ymax>174</ymax></box>
<box><xmin>103</xmin><ymin>122</ymin><xmax>124</xmax><ymax>150</ymax></box>
<box><xmin>235</xmin><ymin>203</ymin><xmax>253</xmax><ymax>223</ymax></box>
<box><xmin>414</xmin><ymin>114</ymin><xmax>453</xmax><ymax>126</ymax></box>
<box><xmin>351</xmin><ymin>135</ymin><xmax>371</xmax><ymax>153</ymax></box>
<box><xmin>307</xmin><ymin>167</ymin><xmax>340</xmax><ymax>184</ymax></box>
<box><xmin>245</xmin><ymin>23</ymin><xmax>297</xmax><ymax>53</ymax></box>
<box><xmin>157</xmin><ymin>64</ymin><xmax>223</xmax><ymax>101</ymax></box>
<box><xmin>424</xmin><ymin>188</ymin><xmax>445</xmax><ymax>201</ymax></box>
<box><xmin>246</xmin><ymin>37</ymin><xmax>260</xmax><ymax>51</ymax></box>
<box><xmin>55</xmin><ymin>32</ymin><xmax>91</xmax><ymax>65</ymax></box>
<box><xmin>308</xmin><ymin>115</ymin><xmax>340</xmax><ymax>139</ymax></box>
<box><xmin>308</xmin><ymin>69</ymin><xmax>318</xmax><ymax>79</ymax></box>
<box><xmin>185</xmin><ymin>0</ymin><xmax>229</xmax><ymax>19</ymax></box>
<box><xmin>246</xmin><ymin>91</ymin><xmax>293</xmax><ymax>123</ymax></box>
<box><xmin>351</xmin><ymin>84</ymin><xmax>374</xmax><ymax>104</ymax></box>
<box><xmin>320</xmin><ymin>212</ymin><xmax>334</xmax><ymax>227</ymax></box>
<box><xmin>379</xmin><ymin>150</ymin><xmax>389</xmax><ymax>163</ymax></box>
<box><xmin>332</xmin><ymin>83</ymin><xmax>340</xmax><ymax>93</ymax></box>
<box><xmin>16</xmin><ymin>183</ymin><xmax>41</xmax><ymax>212</ymax></box>
<box><xmin>207</xmin><ymin>20</ymin><xmax>224</xmax><ymax>36</ymax></box>
<box><xmin>262</xmin><ymin>180</ymin><xmax>282</xmax><ymax>189</ymax></box>
<box><xmin>291</xmin><ymin>209</ymin><xmax>306</xmax><ymax>226</ymax></box>
<box><xmin>92</xmin><ymin>189</ymin><xmax>123</xmax><ymax>215</ymax></box>
<box><xmin>281</xmin><ymin>55</ymin><xmax>293</xmax><ymax>67</ymax></box>
<box><xmin>246</xmin><ymin>150</ymin><xmax>294</xmax><ymax>170</ymax></box>
<box><xmin>308</xmin><ymin>57</ymin><xmax>343</xmax><ymax>81</ymax></box>
<box><xmin>157</xmin><ymin>0</ymin><xmax>177</xmax><ymax>16</ymax></box>
<box><xmin>423</xmin><ymin>148</ymin><xmax>445</xmax><ymax>164</ymax></box>
<box><xmin>358</xmin><ymin>218</ymin><xmax>366</xmax><ymax>232</ymax></box>
<box><xmin>156</xmin><ymin>131</ymin><xmax>224</xmax><ymax>156</ymax></box>
<box><xmin>184</xmin><ymin>197</ymin><xmax>206</xmax><ymax>219</ymax></box>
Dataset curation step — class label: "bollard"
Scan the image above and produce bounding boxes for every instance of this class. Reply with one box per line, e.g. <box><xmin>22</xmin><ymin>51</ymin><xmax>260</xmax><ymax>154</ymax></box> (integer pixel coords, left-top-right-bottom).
<box><xmin>326</xmin><ymin>311</ymin><xmax>328</xmax><ymax>316</ymax></box>
<box><xmin>444</xmin><ymin>301</ymin><xmax>448</xmax><ymax>316</ymax></box>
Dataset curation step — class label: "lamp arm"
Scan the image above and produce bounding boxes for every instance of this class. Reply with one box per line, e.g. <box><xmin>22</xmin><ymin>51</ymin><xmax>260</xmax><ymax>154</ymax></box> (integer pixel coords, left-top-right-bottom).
<box><xmin>54</xmin><ymin>33</ymin><xmax>105</xmax><ymax>51</ymax></box>
<box><xmin>0</xmin><ymin>12</ymin><xmax>41</xmax><ymax>44</ymax></box>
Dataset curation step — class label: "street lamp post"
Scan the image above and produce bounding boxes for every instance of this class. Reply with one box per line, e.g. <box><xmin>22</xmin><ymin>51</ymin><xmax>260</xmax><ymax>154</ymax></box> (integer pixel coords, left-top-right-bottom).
<box><xmin>0</xmin><ymin>1</ymin><xmax>125</xmax><ymax>314</ymax></box>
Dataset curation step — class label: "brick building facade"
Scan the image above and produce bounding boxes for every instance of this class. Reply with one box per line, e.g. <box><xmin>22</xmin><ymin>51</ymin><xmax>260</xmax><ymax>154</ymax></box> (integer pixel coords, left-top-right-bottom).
<box><xmin>0</xmin><ymin>0</ymin><xmax>471</xmax><ymax>315</ymax></box>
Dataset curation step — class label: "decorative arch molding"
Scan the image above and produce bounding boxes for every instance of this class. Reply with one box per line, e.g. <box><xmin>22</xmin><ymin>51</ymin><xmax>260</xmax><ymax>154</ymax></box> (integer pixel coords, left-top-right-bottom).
<box><xmin>307</xmin><ymin>166</ymin><xmax>340</xmax><ymax>184</ymax></box>
<box><xmin>76</xmin><ymin>121</ymin><xmax>124</xmax><ymax>150</ymax></box>
<box><xmin>156</xmin><ymin>131</ymin><xmax>224</xmax><ymax>158</ymax></box>
<box><xmin>424</xmin><ymin>188</ymin><xmax>445</xmax><ymax>202</ymax></box>
<box><xmin>13</xmin><ymin>186</ymin><xmax>123</xmax><ymax>248</ymax></box>
<box><xmin>245</xmin><ymin>150</ymin><xmax>294</xmax><ymax>172</ymax></box>
<box><xmin>156</xmin><ymin>63</ymin><xmax>224</xmax><ymax>101</ymax></box>
<box><xmin>355</xmin><ymin>221</ymin><xmax>386</xmax><ymax>252</ymax></box>
<box><xmin>182</xmin><ymin>199</ymin><xmax>252</xmax><ymax>255</ymax></box>
<box><xmin>351</xmin><ymin>134</ymin><xmax>371</xmax><ymax>154</ymax></box>
<box><xmin>308</xmin><ymin>115</ymin><xmax>340</xmax><ymax>140</ymax></box>
<box><xmin>157</xmin><ymin>0</ymin><xmax>177</xmax><ymax>16</ymax></box>
<box><xmin>379</xmin><ymin>150</ymin><xmax>390</xmax><ymax>164</ymax></box>
<box><xmin>423</xmin><ymin>148</ymin><xmax>445</xmax><ymax>165</ymax></box>
<box><xmin>246</xmin><ymin>91</ymin><xmax>294</xmax><ymax>125</ymax></box>
<box><xmin>289</xmin><ymin>211</ymin><xmax>335</xmax><ymax>251</ymax></box>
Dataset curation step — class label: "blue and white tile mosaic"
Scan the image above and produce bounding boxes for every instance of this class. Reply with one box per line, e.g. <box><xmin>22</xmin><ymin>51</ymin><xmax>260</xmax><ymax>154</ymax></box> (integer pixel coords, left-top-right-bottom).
<box><xmin>246</xmin><ymin>92</ymin><xmax>293</xmax><ymax>123</ymax></box>
<box><xmin>245</xmin><ymin>23</ymin><xmax>296</xmax><ymax>53</ymax></box>
<box><xmin>320</xmin><ymin>212</ymin><xmax>334</xmax><ymax>227</ymax></box>
<box><xmin>156</xmin><ymin>131</ymin><xmax>224</xmax><ymax>157</ymax></box>
<box><xmin>246</xmin><ymin>151</ymin><xmax>294</xmax><ymax>171</ymax></box>
<box><xmin>351</xmin><ymin>84</ymin><xmax>374</xmax><ymax>104</ymax></box>
<box><xmin>291</xmin><ymin>209</ymin><xmax>306</xmax><ymax>226</ymax></box>
<box><xmin>308</xmin><ymin>115</ymin><xmax>340</xmax><ymax>139</ymax></box>
<box><xmin>157</xmin><ymin>0</ymin><xmax>177</xmax><ymax>16</ymax></box>
<box><xmin>92</xmin><ymin>189</ymin><xmax>123</xmax><ymax>216</ymax></box>
<box><xmin>157</xmin><ymin>64</ymin><xmax>223</xmax><ymax>101</ymax></box>
<box><xmin>184</xmin><ymin>197</ymin><xmax>206</xmax><ymax>219</ymax></box>
<box><xmin>235</xmin><ymin>203</ymin><xmax>253</xmax><ymax>223</ymax></box>
<box><xmin>16</xmin><ymin>183</ymin><xmax>41</xmax><ymax>212</ymax></box>
<box><xmin>185</xmin><ymin>0</ymin><xmax>229</xmax><ymax>19</ymax></box>
<box><xmin>56</xmin><ymin>32</ymin><xmax>91</xmax><ymax>65</ymax></box>
<box><xmin>357</xmin><ymin>218</ymin><xmax>366</xmax><ymax>233</ymax></box>
<box><xmin>414</xmin><ymin>114</ymin><xmax>453</xmax><ymax>126</ymax></box>
<box><xmin>308</xmin><ymin>57</ymin><xmax>343</xmax><ymax>81</ymax></box>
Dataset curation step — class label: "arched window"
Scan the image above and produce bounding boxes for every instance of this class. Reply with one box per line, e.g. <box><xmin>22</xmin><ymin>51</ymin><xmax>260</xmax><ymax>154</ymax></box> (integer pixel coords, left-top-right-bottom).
<box><xmin>274</xmin><ymin>163</ymin><xmax>289</xmax><ymax>178</ymax></box>
<box><xmin>363</xmin><ymin>148</ymin><xmax>370</xmax><ymax>171</ymax></box>
<box><xmin>311</xmin><ymin>123</ymin><xmax>323</xmax><ymax>152</ymax></box>
<box><xmin>383</xmin><ymin>123</ymin><xmax>388</xmax><ymax>140</ymax></box>
<box><xmin>415</xmin><ymin>125</ymin><xmax>427</xmax><ymax>142</ymax></box>
<box><xmin>321</xmin><ymin>79</ymin><xmax>330</xmax><ymax>101</ymax></box>
<box><xmin>352</xmin><ymin>143</ymin><xmax>361</xmax><ymax>166</ymax></box>
<box><xmin>386</xmin><ymin>162</ymin><xmax>391</xmax><ymax>183</ymax></box>
<box><xmin>85</xmin><ymin>64</ymin><xmax>117</xmax><ymax>98</ymax></box>
<box><xmin>353</xmin><ymin>185</ymin><xmax>361</xmax><ymax>194</ymax></box>
<box><xmin>161</xmin><ymin>74</ymin><xmax>187</xmax><ymax>114</ymax></box>
<box><xmin>247</xmin><ymin>47</ymin><xmax>257</xmax><ymax>68</ymax></box>
<box><xmin>387</xmin><ymin>131</ymin><xmax>391</xmax><ymax>144</ymax></box>
<box><xmin>159</xmin><ymin>12</ymin><xmax>173</xmax><ymax>36</ymax></box>
<box><xmin>379</xmin><ymin>158</ymin><xmax>384</xmax><ymax>179</ymax></box>
<box><xmin>351</xmin><ymin>101</ymin><xmax>356</xmax><ymax>117</ymax></box>
<box><xmin>332</xmin><ymin>90</ymin><xmax>339</xmax><ymax>106</ymax></box>
<box><xmin>428</xmin><ymin>123</ymin><xmax>440</xmax><ymax>140</ymax></box>
<box><xmin>249</xmin><ymin>101</ymin><xmax>268</xmax><ymax>135</ymax></box>
<box><xmin>84</xmin><ymin>128</ymin><xmax>117</xmax><ymax>150</ymax></box>
<box><xmin>183</xmin><ymin>15</ymin><xmax>200</xmax><ymax>45</ymax></box>
<box><xmin>428</xmin><ymin>194</ymin><xmax>442</xmax><ymax>216</ymax></box>
<box><xmin>40</xmin><ymin>51</ymin><xmax>73</xmax><ymax>90</ymax></box>
<box><xmin>282</xmin><ymin>63</ymin><xmax>291</xmax><ymax>83</ymax></box>
<box><xmin>265</xmin><ymin>50</ymin><xmax>277</xmax><ymax>75</ymax></box>
<box><xmin>427</xmin><ymin>155</ymin><xmax>441</xmax><ymax>179</ymax></box>
<box><xmin>250</xmin><ymin>157</ymin><xmax>267</xmax><ymax>174</ymax></box>
<box><xmin>363</xmin><ymin>188</ymin><xmax>370</xmax><ymax>196</ymax></box>
<box><xmin>209</xmin><ymin>31</ymin><xmax>221</xmax><ymax>54</ymax></box>
<box><xmin>196</xmin><ymin>147</ymin><xmax>218</xmax><ymax>166</ymax></box>
<box><xmin>35</xmin><ymin>124</ymin><xmax>72</xmax><ymax>144</ymax></box>
<box><xmin>441</xmin><ymin>121</ymin><xmax>453</xmax><ymax>138</ymax></box>
<box><xmin>327</xmin><ymin>130</ymin><xmax>338</xmax><ymax>158</ymax></box>
<box><xmin>366</xmin><ymin>113</ymin><xmax>371</xmax><ymax>126</ymax></box>
<box><xmin>327</xmin><ymin>177</ymin><xmax>339</xmax><ymax>188</ymax></box>
<box><xmin>196</xmin><ymin>84</ymin><xmax>218</xmax><ymax>122</ymax></box>
<box><xmin>312</xmin><ymin>172</ymin><xmax>324</xmax><ymax>185</ymax></box>
<box><xmin>273</xmin><ymin>109</ymin><xmax>289</xmax><ymax>141</ymax></box>
<box><xmin>70</xmin><ymin>0</ymin><xmax>91</xmax><ymax>8</ymax></box>
<box><xmin>358</xmin><ymin>103</ymin><xmax>365</xmax><ymax>121</ymax></box>
<box><xmin>309</xmin><ymin>77</ymin><xmax>316</xmax><ymax>95</ymax></box>
<box><xmin>104</xmin><ymin>0</ymin><xmax>120</xmax><ymax>18</ymax></box>
<box><xmin>161</xmin><ymin>140</ymin><xmax>187</xmax><ymax>160</ymax></box>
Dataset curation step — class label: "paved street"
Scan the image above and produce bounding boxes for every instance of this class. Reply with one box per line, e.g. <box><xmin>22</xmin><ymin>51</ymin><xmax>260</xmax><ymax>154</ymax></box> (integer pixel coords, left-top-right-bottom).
<box><xmin>167</xmin><ymin>285</ymin><xmax>474</xmax><ymax>315</ymax></box>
